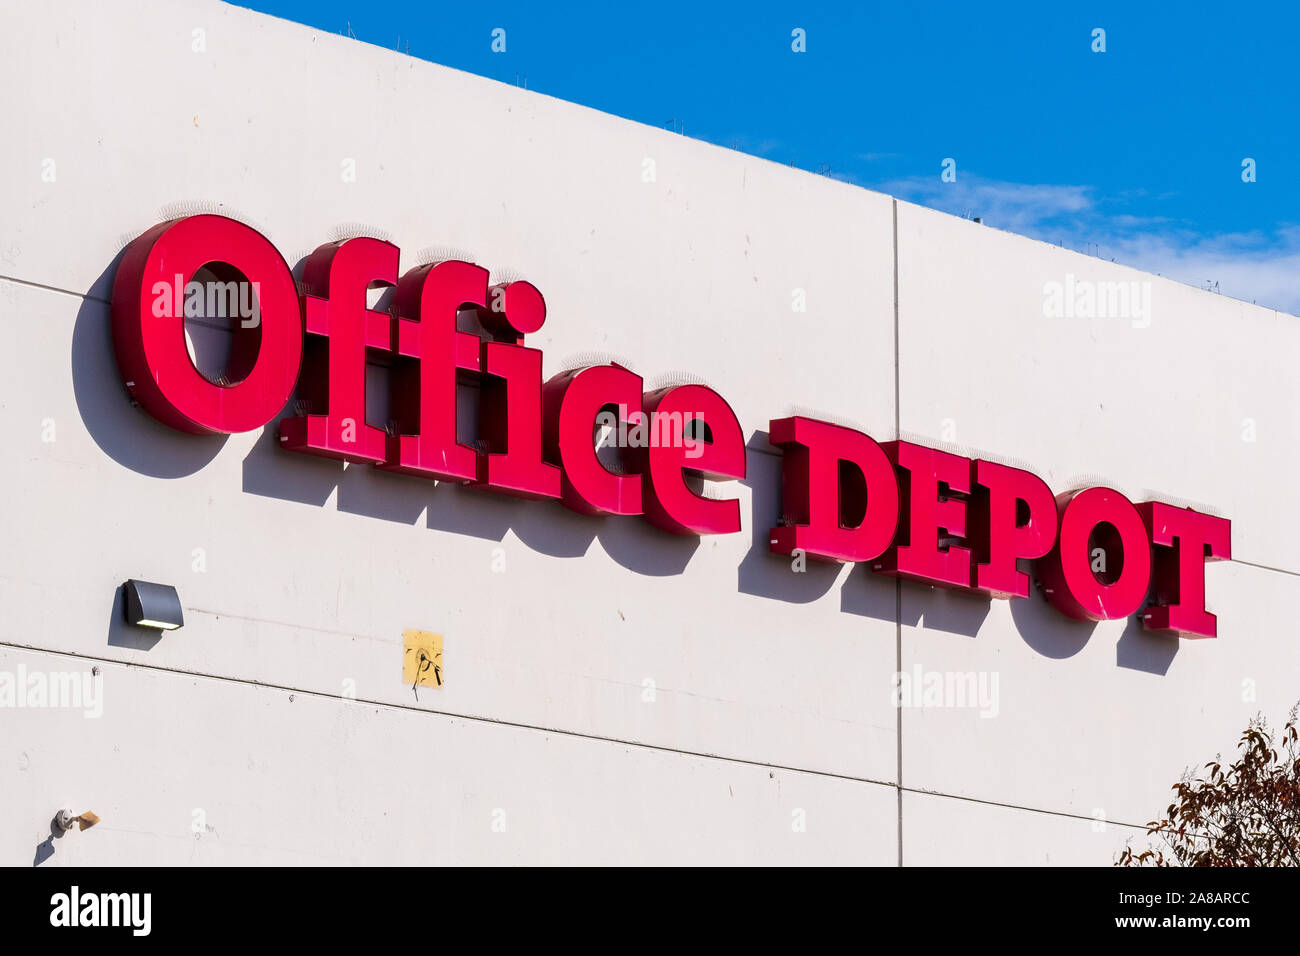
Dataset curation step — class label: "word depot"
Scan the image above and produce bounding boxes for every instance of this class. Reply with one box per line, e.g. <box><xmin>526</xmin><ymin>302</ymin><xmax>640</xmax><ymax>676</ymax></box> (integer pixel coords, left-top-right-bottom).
<box><xmin>111</xmin><ymin>215</ymin><xmax>1231</xmax><ymax>639</ymax></box>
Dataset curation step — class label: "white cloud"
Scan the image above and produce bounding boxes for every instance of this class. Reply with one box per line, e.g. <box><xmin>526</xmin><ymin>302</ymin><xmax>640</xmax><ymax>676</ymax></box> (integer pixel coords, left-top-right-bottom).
<box><xmin>882</xmin><ymin>174</ymin><xmax>1093</xmax><ymax>236</ymax></box>
<box><xmin>880</xmin><ymin>173</ymin><xmax>1300</xmax><ymax>316</ymax></box>
<box><xmin>1108</xmin><ymin>229</ymin><xmax>1300</xmax><ymax>314</ymax></box>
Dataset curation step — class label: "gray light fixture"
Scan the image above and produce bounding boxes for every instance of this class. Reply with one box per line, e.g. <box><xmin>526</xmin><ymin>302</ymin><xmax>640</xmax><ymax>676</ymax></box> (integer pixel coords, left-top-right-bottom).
<box><xmin>122</xmin><ymin>580</ymin><xmax>184</xmax><ymax>630</ymax></box>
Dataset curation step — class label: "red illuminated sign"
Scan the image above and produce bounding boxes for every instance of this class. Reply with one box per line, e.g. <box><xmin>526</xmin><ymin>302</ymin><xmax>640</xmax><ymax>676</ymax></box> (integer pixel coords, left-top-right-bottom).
<box><xmin>111</xmin><ymin>215</ymin><xmax>1231</xmax><ymax>639</ymax></box>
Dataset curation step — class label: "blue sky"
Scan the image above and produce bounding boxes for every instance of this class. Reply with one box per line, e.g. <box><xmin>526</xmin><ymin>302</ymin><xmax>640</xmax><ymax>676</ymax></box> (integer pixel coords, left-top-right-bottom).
<box><xmin>238</xmin><ymin>0</ymin><xmax>1299</xmax><ymax>313</ymax></box>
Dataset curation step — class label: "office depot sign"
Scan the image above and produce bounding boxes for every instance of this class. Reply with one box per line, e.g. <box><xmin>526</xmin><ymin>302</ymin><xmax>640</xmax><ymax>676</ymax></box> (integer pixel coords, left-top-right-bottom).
<box><xmin>112</xmin><ymin>215</ymin><xmax>1231</xmax><ymax>638</ymax></box>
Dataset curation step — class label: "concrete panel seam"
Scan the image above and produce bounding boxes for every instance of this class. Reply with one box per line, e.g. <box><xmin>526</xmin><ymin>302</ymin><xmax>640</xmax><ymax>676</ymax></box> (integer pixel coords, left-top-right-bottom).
<box><xmin>0</xmin><ymin>638</ymin><xmax>898</xmax><ymax>789</ymax></box>
<box><xmin>892</xmin><ymin>196</ymin><xmax>904</xmax><ymax>867</ymax></box>
<box><xmin>1230</xmin><ymin>558</ymin><xmax>1300</xmax><ymax>579</ymax></box>
<box><xmin>0</xmin><ymin>272</ymin><xmax>107</xmax><ymax>303</ymax></box>
<box><xmin>901</xmin><ymin>786</ymin><xmax>1151</xmax><ymax>833</ymax></box>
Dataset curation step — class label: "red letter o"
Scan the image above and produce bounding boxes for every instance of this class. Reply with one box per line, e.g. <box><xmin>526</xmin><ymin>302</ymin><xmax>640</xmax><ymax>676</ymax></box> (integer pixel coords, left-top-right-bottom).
<box><xmin>1039</xmin><ymin>487</ymin><xmax>1152</xmax><ymax>621</ymax></box>
<box><xmin>111</xmin><ymin>215</ymin><xmax>302</xmax><ymax>434</ymax></box>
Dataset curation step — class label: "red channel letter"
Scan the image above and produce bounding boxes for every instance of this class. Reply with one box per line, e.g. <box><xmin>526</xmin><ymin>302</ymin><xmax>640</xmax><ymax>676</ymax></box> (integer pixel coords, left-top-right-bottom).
<box><xmin>641</xmin><ymin>384</ymin><xmax>746</xmax><ymax>535</ymax></box>
<box><xmin>1038</xmin><ymin>487</ymin><xmax>1152</xmax><ymax>621</ymax></box>
<box><xmin>875</xmin><ymin>441</ymin><xmax>972</xmax><ymax>588</ymax></box>
<box><xmin>380</xmin><ymin>260</ymin><xmax>485</xmax><ymax>482</ymax></box>
<box><xmin>968</xmin><ymin>459</ymin><xmax>1058</xmax><ymax>599</ymax></box>
<box><xmin>279</xmin><ymin>237</ymin><xmax>397</xmax><ymax>463</ymax></box>
<box><xmin>477</xmin><ymin>281</ymin><xmax>561</xmax><ymax>499</ymax></box>
<box><xmin>1138</xmin><ymin>502</ymin><xmax>1231</xmax><ymax>638</ymax></box>
<box><xmin>111</xmin><ymin>215</ymin><xmax>302</xmax><ymax>434</ymax></box>
<box><xmin>542</xmin><ymin>364</ymin><xmax>644</xmax><ymax>516</ymax></box>
<box><xmin>768</xmin><ymin>416</ymin><xmax>899</xmax><ymax>563</ymax></box>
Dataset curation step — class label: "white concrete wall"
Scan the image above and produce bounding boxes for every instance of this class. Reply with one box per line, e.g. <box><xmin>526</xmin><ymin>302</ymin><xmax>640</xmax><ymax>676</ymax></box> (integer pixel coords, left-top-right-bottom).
<box><xmin>1</xmin><ymin>0</ymin><xmax>1294</xmax><ymax>865</ymax></box>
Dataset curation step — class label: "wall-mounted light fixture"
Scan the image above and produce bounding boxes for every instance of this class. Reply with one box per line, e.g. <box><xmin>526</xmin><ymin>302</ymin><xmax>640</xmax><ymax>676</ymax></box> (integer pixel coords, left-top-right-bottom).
<box><xmin>122</xmin><ymin>580</ymin><xmax>184</xmax><ymax>630</ymax></box>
